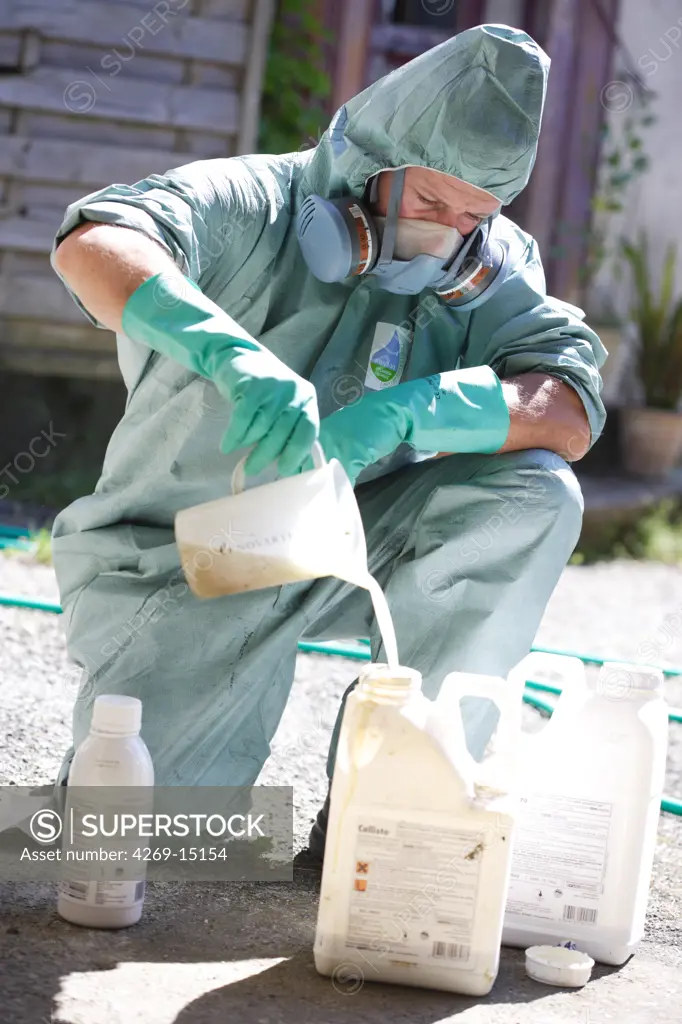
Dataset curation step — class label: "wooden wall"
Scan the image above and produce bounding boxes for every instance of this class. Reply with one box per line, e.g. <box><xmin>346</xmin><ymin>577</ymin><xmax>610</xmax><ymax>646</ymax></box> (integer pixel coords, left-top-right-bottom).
<box><xmin>0</xmin><ymin>0</ymin><xmax>275</xmax><ymax>379</ymax></box>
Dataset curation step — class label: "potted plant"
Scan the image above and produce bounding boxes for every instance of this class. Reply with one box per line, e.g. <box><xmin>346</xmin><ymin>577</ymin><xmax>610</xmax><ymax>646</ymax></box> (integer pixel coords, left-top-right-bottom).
<box><xmin>620</xmin><ymin>233</ymin><xmax>682</xmax><ymax>478</ymax></box>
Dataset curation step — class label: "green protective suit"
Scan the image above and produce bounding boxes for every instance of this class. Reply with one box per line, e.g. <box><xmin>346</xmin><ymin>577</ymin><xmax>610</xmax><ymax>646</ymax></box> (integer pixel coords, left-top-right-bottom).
<box><xmin>50</xmin><ymin>25</ymin><xmax>606</xmax><ymax>785</ymax></box>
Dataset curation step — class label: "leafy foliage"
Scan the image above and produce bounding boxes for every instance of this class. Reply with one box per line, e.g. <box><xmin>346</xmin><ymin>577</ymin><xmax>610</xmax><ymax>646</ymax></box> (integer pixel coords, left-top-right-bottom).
<box><xmin>622</xmin><ymin>233</ymin><xmax>682</xmax><ymax>410</ymax></box>
<box><xmin>581</xmin><ymin>80</ymin><xmax>656</xmax><ymax>300</ymax></box>
<box><xmin>259</xmin><ymin>0</ymin><xmax>333</xmax><ymax>155</ymax></box>
<box><xmin>571</xmin><ymin>499</ymin><xmax>682</xmax><ymax>565</ymax></box>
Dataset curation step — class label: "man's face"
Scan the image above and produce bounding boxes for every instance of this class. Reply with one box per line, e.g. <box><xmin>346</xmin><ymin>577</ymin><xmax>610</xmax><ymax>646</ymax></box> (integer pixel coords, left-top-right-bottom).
<box><xmin>373</xmin><ymin>166</ymin><xmax>501</xmax><ymax>236</ymax></box>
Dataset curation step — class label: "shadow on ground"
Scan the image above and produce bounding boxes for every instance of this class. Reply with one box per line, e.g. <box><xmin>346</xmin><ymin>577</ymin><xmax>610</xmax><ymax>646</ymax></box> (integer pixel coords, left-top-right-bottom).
<box><xmin>3</xmin><ymin>871</ymin><xmax>666</xmax><ymax>1024</ymax></box>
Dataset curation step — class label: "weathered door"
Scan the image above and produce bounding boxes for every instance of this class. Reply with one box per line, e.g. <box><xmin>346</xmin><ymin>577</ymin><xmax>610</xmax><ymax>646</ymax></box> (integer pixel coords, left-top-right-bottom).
<box><xmin>0</xmin><ymin>0</ymin><xmax>274</xmax><ymax>378</ymax></box>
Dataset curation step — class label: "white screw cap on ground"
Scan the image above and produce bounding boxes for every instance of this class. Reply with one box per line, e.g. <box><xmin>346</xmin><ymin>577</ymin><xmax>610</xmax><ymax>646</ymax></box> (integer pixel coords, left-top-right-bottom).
<box><xmin>525</xmin><ymin>945</ymin><xmax>595</xmax><ymax>988</ymax></box>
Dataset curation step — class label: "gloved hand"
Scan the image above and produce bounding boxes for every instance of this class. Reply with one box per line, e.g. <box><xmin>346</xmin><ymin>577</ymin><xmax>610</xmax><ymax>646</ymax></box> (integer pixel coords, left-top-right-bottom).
<box><xmin>122</xmin><ymin>273</ymin><xmax>319</xmax><ymax>476</ymax></box>
<box><xmin>317</xmin><ymin>366</ymin><xmax>510</xmax><ymax>484</ymax></box>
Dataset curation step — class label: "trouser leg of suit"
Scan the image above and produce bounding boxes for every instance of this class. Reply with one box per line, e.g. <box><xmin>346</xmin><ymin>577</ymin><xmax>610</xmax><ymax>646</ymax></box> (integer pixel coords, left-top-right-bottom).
<box><xmin>303</xmin><ymin>447</ymin><xmax>583</xmax><ymax>856</ymax></box>
<box><xmin>56</xmin><ymin>447</ymin><xmax>582</xmax><ymax>793</ymax></box>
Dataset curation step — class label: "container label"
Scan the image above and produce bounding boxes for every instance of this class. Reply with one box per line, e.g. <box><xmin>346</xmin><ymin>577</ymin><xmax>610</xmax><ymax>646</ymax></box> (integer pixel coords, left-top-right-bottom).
<box><xmin>505</xmin><ymin>795</ymin><xmax>613</xmax><ymax>925</ymax></box>
<box><xmin>60</xmin><ymin>879</ymin><xmax>145</xmax><ymax>908</ymax></box>
<box><xmin>344</xmin><ymin>817</ymin><xmax>488</xmax><ymax>965</ymax></box>
<box><xmin>59</xmin><ymin>789</ymin><xmax>150</xmax><ymax>906</ymax></box>
<box><xmin>364</xmin><ymin>323</ymin><xmax>410</xmax><ymax>391</ymax></box>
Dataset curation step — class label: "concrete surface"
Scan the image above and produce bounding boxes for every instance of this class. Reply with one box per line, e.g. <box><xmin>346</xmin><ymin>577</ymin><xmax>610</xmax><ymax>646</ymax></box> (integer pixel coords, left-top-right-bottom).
<box><xmin>1</xmin><ymin>554</ymin><xmax>681</xmax><ymax>1023</ymax></box>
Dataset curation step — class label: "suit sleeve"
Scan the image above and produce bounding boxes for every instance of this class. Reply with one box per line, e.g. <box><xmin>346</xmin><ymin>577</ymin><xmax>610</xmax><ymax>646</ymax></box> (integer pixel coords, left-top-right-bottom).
<box><xmin>51</xmin><ymin>157</ymin><xmax>270</xmax><ymax>328</ymax></box>
<box><xmin>462</xmin><ymin>236</ymin><xmax>607</xmax><ymax>445</ymax></box>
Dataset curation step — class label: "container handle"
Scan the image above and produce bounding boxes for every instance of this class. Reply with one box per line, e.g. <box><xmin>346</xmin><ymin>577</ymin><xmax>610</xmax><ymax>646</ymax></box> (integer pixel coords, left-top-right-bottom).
<box><xmin>231</xmin><ymin>440</ymin><xmax>327</xmax><ymax>496</ymax></box>
<box><xmin>509</xmin><ymin>651</ymin><xmax>586</xmax><ymax>722</ymax></box>
<box><xmin>438</xmin><ymin>671</ymin><xmax>524</xmax><ymax>774</ymax></box>
<box><xmin>509</xmin><ymin>651</ymin><xmax>586</xmax><ymax>692</ymax></box>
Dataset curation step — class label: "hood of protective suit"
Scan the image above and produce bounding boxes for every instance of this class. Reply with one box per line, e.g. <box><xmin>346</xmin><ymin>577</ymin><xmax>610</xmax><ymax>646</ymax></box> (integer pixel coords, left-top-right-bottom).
<box><xmin>299</xmin><ymin>23</ymin><xmax>549</xmax><ymax>208</ymax></box>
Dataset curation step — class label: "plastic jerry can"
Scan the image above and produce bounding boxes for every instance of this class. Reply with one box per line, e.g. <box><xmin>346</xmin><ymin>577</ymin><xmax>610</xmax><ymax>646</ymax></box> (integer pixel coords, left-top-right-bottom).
<box><xmin>503</xmin><ymin>660</ymin><xmax>669</xmax><ymax>965</ymax></box>
<box><xmin>314</xmin><ymin>662</ymin><xmax>524</xmax><ymax>996</ymax></box>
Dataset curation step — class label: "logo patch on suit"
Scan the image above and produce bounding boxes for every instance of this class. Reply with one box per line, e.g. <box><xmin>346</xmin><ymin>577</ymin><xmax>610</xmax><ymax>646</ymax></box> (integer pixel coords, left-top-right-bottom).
<box><xmin>365</xmin><ymin>323</ymin><xmax>411</xmax><ymax>390</ymax></box>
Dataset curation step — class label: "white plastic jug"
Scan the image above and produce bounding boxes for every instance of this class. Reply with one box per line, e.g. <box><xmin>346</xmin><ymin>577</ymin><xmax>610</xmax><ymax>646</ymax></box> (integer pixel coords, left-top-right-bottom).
<box><xmin>174</xmin><ymin>442</ymin><xmax>367</xmax><ymax>597</ymax></box>
<box><xmin>314</xmin><ymin>662</ymin><xmax>525</xmax><ymax>996</ymax></box>
<box><xmin>503</xmin><ymin>660</ymin><xmax>669</xmax><ymax>965</ymax></box>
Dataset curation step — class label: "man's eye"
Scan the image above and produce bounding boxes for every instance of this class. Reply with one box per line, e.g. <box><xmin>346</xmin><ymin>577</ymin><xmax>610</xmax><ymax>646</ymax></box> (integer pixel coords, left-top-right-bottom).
<box><xmin>416</xmin><ymin>192</ymin><xmax>438</xmax><ymax>206</ymax></box>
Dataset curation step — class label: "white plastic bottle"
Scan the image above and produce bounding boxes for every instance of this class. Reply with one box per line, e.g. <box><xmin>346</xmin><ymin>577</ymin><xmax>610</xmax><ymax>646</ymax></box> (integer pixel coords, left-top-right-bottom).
<box><xmin>503</xmin><ymin>662</ymin><xmax>669</xmax><ymax>965</ymax></box>
<box><xmin>314</xmin><ymin>663</ymin><xmax>523</xmax><ymax>996</ymax></box>
<box><xmin>58</xmin><ymin>695</ymin><xmax>154</xmax><ymax>929</ymax></box>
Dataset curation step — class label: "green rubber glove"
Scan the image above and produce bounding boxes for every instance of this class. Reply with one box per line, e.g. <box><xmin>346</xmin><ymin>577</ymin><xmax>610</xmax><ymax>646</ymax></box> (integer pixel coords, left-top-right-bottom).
<box><xmin>122</xmin><ymin>273</ymin><xmax>319</xmax><ymax>476</ymax></box>
<box><xmin>318</xmin><ymin>366</ymin><xmax>510</xmax><ymax>484</ymax></box>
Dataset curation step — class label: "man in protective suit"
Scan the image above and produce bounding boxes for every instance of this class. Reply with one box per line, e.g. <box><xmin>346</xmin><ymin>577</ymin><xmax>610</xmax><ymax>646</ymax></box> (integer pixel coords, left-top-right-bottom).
<box><xmin>51</xmin><ymin>25</ymin><xmax>605</xmax><ymax>862</ymax></box>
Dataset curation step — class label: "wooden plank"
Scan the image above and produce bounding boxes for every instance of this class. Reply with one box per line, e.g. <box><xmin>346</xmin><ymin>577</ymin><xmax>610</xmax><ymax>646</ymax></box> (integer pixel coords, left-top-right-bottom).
<box><xmin>20</xmin><ymin>110</ymin><xmax>179</xmax><ymax>149</ymax></box>
<box><xmin>0</xmin><ymin>67</ymin><xmax>240</xmax><ymax>135</ymax></box>
<box><xmin>333</xmin><ymin>0</ymin><xmax>374</xmax><ymax>109</ymax></box>
<box><xmin>549</xmin><ymin>0</ymin><xmax>621</xmax><ymax>303</ymax></box>
<box><xmin>0</xmin><ymin>272</ymin><xmax>95</xmax><ymax>323</ymax></box>
<box><xmin>3</xmin><ymin>252</ymin><xmax>48</xmax><ymax>274</ymax></box>
<box><xmin>0</xmin><ymin>317</ymin><xmax>114</xmax><ymax>353</ymax></box>
<box><xmin>182</xmin><ymin>133</ymin><xmax>235</xmax><ymax>159</ymax></box>
<box><xmin>10</xmin><ymin>181</ymin><xmax>105</xmax><ymax>213</ymax></box>
<box><xmin>199</xmin><ymin>0</ymin><xmax>250</xmax><ymax>19</ymax></box>
<box><xmin>41</xmin><ymin>40</ymin><xmax>187</xmax><ymax>85</ymax></box>
<box><xmin>0</xmin><ymin>135</ymin><xmax>215</xmax><ymax>187</ymax></box>
<box><xmin>484</xmin><ymin>0</ymin><xmax>525</xmax><ymax>25</ymax></box>
<box><xmin>0</xmin><ymin>1</ymin><xmax>249</xmax><ymax>68</ymax></box>
<box><xmin>370</xmin><ymin>23</ymin><xmax>452</xmax><ymax>57</ymax></box>
<box><xmin>0</xmin><ymin>28</ymin><xmax>21</xmax><ymax>68</ymax></box>
<box><xmin>516</xmin><ymin>0</ymin><xmax>579</xmax><ymax>259</ymax></box>
<box><xmin>456</xmin><ymin>0</ymin><xmax>486</xmax><ymax>31</ymax></box>
<box><xmin>0</xmin><ymin>341</ymin><xmax>120</xmax><ymax>379</ymax></box>
<box><xmin>237</xmin><ymin>0</ymin><xmax>275</xmax><ymax>154</ymax></box>
<box><xmin>0</xmin><ymin>217</ymin><xmax>56</xmax><ymax>253</ymax></box>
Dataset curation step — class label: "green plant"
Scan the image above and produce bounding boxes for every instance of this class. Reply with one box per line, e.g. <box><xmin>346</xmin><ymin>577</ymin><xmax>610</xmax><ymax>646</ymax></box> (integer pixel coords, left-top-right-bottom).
<box><xmin>29</xmin><ymin>529</ymin><xmax>53</xmax><ymax>565</ymax></box>
<box><xmin>580</xmin><ymin>80</ymin><xmax>656</xmax><ymax>302</ymax></box>
<box><xmin>1</xmin><ymin>529</ymin><xmax>53</xmax><ymax>565</ymax></box>
<box><xmin>622</xmin><ymin>233</ymin><xmax>682</xmax><ymax>410</ymax></box>
<box><xmin>5</xmin><ymin>467</ymin><xmax>101</xmax><ymax>508</ymax></box>
<box><xmin>571</xmin><ymin>499</ymin><xmax>682</xmax><ymax>565</ymax></box>
<box><xmin>259</xmin><ymin>0</ymin><xmax>333</xmax><ymax>155</ymax></box>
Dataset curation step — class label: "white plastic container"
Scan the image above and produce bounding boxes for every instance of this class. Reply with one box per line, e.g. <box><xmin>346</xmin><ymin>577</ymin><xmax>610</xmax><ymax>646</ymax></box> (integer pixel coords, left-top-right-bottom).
<box><xmin>58</xmin><ymin>695</ymin><xmax>154</xmax><ymax>929</ymax></box>
<box><xmin>503</xmin><ymin>661</ymin><xmax>669</xmax><ymax>965</ymax></box>
<box><xmin>314</xmin><ymin>663</ymin><xmax>524</xmax><ymax>996</ymax></box>
<box><xmin>175</xmin><ymin>441</ymin><xmax>368</xmax><ymax>596</ymax></box>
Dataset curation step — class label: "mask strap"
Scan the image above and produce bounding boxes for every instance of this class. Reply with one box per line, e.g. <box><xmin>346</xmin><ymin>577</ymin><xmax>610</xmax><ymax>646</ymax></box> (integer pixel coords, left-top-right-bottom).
<box><xmin>377</xmin><ymin>168</ymin><xmax>405</xmax><ymax>266</ymax></box>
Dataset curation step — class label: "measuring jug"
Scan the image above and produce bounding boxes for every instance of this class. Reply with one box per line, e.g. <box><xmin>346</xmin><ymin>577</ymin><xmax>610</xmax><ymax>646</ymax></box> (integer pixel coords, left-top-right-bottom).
<box><xmin>174</xmin><ymin>442</ymin><xmax>368</xmax><ymax>597</ymax></box>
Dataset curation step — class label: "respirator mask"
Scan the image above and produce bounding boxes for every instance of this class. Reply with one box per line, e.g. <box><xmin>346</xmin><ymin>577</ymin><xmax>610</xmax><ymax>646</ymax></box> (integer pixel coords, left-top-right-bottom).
<box><xmin>296</xmin><ymin>167</ymin><xmax>512</xmax><ymax>308</ymax></box>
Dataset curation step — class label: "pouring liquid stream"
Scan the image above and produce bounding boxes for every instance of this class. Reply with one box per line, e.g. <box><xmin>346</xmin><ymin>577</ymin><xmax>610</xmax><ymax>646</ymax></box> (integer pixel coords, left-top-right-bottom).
<box><xmin>363</xmin><ymin>574</ymin><xmax>399</xmax><ymax>670</ymax></box>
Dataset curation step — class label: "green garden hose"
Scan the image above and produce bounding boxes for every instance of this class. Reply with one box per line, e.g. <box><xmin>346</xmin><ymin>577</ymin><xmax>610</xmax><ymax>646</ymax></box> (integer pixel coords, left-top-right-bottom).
<box><xmin>0</xmin><ymin>587</ymin><xmax>680</xmax><ymax>815</ymax></box>
<box><xmin>0</xmin><ymin>593</ymin><xmax>62</xmax><ymax>614</ymax></box>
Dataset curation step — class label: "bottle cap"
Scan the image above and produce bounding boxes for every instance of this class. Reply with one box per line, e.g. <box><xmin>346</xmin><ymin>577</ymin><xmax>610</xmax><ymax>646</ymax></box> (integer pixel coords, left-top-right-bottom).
<box><xmin>91</xmin><ymin>695</ymin><xmax>142</xmax><ymax>735</ymax></box>
<box><xmin>598</xmin><ymin>662</ymin><xmax>663</xmax><ymax>698</ymax></box>
<box><xmin>525</xmin><ymin>945</ymin><xmax>594</xmax><ymax>987</ymax></box>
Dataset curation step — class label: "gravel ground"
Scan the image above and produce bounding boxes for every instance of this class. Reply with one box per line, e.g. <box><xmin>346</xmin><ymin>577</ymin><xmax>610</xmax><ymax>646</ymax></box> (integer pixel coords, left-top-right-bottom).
<box><xmin>0</xmin><ymin>552</ymin><xmax>681</xmax><ymax>1023</ymax></box>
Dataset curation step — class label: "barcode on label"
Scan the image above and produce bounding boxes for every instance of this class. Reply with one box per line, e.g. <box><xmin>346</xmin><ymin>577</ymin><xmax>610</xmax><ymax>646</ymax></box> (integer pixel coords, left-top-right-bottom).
<box><xmin>432</xmin><ymin>941</ymin><xmax>470</xmax><ymax>961</ymax></box>
<box><xmin>563</xmin><ymin>905</ymin><xmax>598</xmax><ymax>925</ymax></box>
<box><xmin>62</xmin><ymin>881</ymin><xmax>88</xmax><ymax>901</ymax></box>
